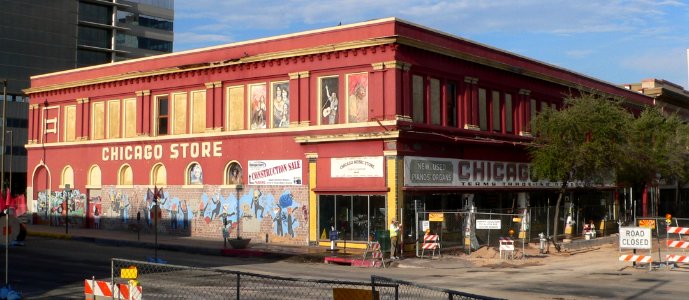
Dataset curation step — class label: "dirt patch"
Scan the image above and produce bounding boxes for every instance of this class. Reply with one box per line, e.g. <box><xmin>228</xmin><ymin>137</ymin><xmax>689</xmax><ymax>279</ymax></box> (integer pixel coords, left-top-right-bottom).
<box><xmin>470</xmin><ymin>246</ymin><xmax>499</xmax><ymax>259</ymax></box>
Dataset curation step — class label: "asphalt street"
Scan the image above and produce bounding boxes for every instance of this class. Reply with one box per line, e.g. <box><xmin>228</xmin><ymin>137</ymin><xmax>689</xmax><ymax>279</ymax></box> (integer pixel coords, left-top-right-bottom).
<box><xmin>2</xmin><ymin>232</ymin><xmax>688</xmax><ymax>299</ymax></box>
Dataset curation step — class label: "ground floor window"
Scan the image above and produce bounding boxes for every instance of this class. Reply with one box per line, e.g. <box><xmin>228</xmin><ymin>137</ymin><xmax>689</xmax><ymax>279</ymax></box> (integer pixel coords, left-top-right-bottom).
<box><xmin>318</xmin><ymin>194</ymin><xmax>386</xmax><ymax>241</ymax></box>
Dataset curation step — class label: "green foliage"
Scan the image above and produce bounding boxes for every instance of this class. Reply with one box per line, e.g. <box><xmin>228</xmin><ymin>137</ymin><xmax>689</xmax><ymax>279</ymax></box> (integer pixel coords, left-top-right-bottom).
<box><xmin>618</xmin><ymin>106</ymin><xmax>689</xmax><ymax>187</ymax></box>
<box><xmin>529</xmin><ymin>93</ymin><xmax>632</xmax><ymax>186</ymax></box>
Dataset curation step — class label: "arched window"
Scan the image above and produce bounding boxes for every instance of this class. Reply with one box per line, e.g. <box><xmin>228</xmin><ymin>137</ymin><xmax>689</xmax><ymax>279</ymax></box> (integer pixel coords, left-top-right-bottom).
<box><xmin>224</xmin><ymin>161</ymin><xmax>243</xmax><ymax>185</ymax></box>
<box><xmin>118</xmin><ymin>164</ymin><xmax>133</xmax><ymax>186</ymax></box>
<box><xmin>151</xmin><ymin>163</ymin><xmax>167</xmax><ymax>186</ymax></box>
<box><xmin>187</xmin><ymin>162</ymin><xmax>203</xmax><ymax>185</ymax></box>
<box><xmin>61</xmin><ymin>166</ymin><xmax>74</xmax><ymax>188</ymax></box>
<box><xmin>87</xmin><ymin>165</ymin><xmax>102</xmax><ymax>188</ymax></box>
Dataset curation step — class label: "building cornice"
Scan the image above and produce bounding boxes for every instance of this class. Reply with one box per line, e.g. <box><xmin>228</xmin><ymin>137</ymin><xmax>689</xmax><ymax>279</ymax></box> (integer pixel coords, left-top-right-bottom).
<box><xmin>24</xmin><ymin>37</ymin><xmax>397</xmax><ymax>95</ymax></box>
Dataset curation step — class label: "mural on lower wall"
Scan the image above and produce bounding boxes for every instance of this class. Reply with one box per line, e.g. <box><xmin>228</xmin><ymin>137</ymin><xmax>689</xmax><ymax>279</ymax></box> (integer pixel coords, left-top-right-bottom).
<box><xmin>36</xmin><ymin>189</ymin><xmax>87</xmax><ymax>227</ymax></box>
<box><xmin>34</xmin><ymin>186</ymin><xmax>308</xmax><ymax>244</ymax></box>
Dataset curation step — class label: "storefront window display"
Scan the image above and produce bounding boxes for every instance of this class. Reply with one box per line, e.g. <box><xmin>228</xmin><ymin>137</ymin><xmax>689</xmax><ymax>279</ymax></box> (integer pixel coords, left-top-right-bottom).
<box><xmin>318</xmin><ymin>195</ymin><xmax>386</xmax><ymax>242</ymax></box>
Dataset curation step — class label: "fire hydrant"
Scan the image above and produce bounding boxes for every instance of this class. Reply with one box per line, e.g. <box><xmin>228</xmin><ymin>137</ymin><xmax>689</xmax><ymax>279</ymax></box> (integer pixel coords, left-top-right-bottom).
<box><xmin>539</xmin><ymin>232</ymin><xmax>547</xmax><ymax>254</ymax></box>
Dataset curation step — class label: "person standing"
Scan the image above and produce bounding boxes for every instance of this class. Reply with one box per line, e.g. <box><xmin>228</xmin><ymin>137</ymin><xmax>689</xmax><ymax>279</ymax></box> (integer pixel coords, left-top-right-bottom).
<box><xmin>389</xmin><ymin>218</ymin><xmax>400</xmax><ymax>259</ymax></box>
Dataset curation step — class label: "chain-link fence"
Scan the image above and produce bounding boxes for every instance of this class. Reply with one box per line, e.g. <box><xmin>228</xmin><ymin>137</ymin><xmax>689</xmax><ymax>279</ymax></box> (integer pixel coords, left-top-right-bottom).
<box><xmin>110</xmin><ymin>258</ymin><xmax>498</xmax><ymax>299</ymax></box>
<box><xmin>371</xmin><ymin>275</ymin><xmax>504</xmax><ymax>300</ymax></box>
<box><xmin>414</xmin><ymin>210</ymin><xmax>526</xmax><ymax>256</ymax></box>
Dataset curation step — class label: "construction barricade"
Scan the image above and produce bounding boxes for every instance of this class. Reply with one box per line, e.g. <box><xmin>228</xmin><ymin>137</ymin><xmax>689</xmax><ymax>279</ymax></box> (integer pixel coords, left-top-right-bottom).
<box><xmin>421</xmin><ymin>234</ymin><xmax>440</xmax><ymax>258</ymax></box>
<box><xmin>498</xmin><ymin>237</ymin><xmax>515</xmax><ymax>259</ymax></box>
<box><xmin>619</xmin><ymin>226</ymin><xmax>653</xmax><ymax>271</ymax></box>
<box><xmin>362</xmin><ymin>241</ymin><xmax>385</xmax><ymax>268</ymax></box>
<box><xmin>666</xmin><ymin>226</ymin><xmax>689</xmax><ymax>268</ymax></box>
<box><xmin>84</xmin><ymin>279</ymin><xmax>142</xmax><ymax>300</ymax></box>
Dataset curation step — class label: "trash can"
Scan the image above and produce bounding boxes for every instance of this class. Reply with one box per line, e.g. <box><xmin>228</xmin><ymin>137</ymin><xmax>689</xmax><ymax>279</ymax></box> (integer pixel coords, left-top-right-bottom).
<box><xmin>376</xmin><ymin>230</ymin><xmax>390</xmax><ymax>252</ymax></box>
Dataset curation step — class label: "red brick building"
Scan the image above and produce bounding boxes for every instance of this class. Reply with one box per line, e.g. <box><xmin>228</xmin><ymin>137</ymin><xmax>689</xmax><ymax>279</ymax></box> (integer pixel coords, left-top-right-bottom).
<box><xmin>24</xmin><ymin>18</ymin><xmax>652</xmax><ymax>248</ymax></box>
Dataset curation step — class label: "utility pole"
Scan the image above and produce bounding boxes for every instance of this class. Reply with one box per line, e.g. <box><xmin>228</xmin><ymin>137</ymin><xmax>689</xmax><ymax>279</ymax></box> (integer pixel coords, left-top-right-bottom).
<box><xmin>1</xmin><ymin>79</ymin><xmax>7</xmax><ymax>193</ymax></box>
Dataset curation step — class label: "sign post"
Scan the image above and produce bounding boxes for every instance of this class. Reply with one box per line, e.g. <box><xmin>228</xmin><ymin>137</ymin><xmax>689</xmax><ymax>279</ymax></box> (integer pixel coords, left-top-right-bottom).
<box><xmin>619</xmin><ymin>226</ymin><xmax>653</xmax><ymax>270</ymax></box>
<box><xmin>64</xmin><ymin>184</ymin><xmax>70</xmax><ymax>234</ymax></box>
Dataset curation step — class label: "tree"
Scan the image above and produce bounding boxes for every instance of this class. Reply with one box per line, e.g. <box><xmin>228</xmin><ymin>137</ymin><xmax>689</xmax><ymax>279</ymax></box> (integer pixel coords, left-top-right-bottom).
<box><xmin>529</xmin><ymin>93</ymin><xmax>632</xmax><ymax>251</ymax></box>
<box><xmin>617</xmin><ymin>107</ymin><xmax>689</xmax><ymax>218</ymax></box>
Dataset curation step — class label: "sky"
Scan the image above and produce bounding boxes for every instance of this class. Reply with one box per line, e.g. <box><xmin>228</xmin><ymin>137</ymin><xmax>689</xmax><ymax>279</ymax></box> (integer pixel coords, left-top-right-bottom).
<box><xmin>173</xmin><ymin>0</ymin><xmax>689</xmax><ymax>90</ymax></box>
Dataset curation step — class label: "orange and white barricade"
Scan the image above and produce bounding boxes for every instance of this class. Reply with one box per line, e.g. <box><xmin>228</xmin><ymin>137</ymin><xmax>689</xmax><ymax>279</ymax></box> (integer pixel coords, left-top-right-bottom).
<box><xmin>421</xmin><ymin>234</ymin><xmax>440</xmax><ymax>258</ymax></box>
<box><xmin>85</xmin><ymin>279</ymin><xmax>142</xmax><ymax>300</ymax></box>
<box><xmin>619</xmin><ymin>254</ymin><xmax>653</xmax><ymax>263</ymax></box>
<box><xmin>499</xmin><ymin>237</ymin><xmax>515</xmax><ymax>259</ymax></box>
<box><xmin>363</xmin><ymin>241</ymin><xmax>385</xmax><ymax>268</ymax></box>
<box><xmin>666</xmin><ymin>226</ymin><xmax>689</xmax><ymax>268</ymax></box>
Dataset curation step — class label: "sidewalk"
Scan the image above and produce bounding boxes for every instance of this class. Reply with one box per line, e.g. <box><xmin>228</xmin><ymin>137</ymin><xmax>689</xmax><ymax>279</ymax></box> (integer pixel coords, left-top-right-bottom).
<box><xmin>25</xmin><ymin>223</ymin><xmax>617</xmax><ymax>269</ymax></box>
<box><xmin>26</xmin><ymin>223</ymin><xmax>330</xmax><ymax>260</ymax></box>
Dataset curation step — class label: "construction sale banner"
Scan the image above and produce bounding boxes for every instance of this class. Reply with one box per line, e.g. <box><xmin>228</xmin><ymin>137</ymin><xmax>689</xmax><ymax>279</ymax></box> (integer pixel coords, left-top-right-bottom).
<box><xmin>248</xmin><ymin>160</ymin><xmax>303</xmax><ymax>185</ymax></box>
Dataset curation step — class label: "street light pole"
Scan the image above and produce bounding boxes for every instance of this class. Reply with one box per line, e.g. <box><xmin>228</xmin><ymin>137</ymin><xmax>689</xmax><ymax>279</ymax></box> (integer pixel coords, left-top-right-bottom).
<box><xmin>1</xmin><ymin>79</ymin><xmax>6</xmax><ymax>193</ymax></box>
<box><xmin>64</xmin><ymin>184</ymin><xmax>70</xmax><ymax>234</ymax></box>
<box><xmin>6</xmin><ymin>130</ymin><xmax>11</xmax><ymax>195</ymax></box>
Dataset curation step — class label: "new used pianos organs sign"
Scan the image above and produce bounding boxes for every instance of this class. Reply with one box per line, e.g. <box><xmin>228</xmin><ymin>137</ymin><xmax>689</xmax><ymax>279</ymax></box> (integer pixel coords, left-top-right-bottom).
<box><xmin>403</xmin><ymin>156</ymin><xmax>564</xmax><ymax>188</ymax></box>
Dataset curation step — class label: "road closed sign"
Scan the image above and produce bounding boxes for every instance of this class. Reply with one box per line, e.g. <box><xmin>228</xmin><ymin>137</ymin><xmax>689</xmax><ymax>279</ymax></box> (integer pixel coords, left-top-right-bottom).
<box><xmin>619</xmin><ymin>227</ymin><xmax>652</xmax><ymax>250</ymax></box>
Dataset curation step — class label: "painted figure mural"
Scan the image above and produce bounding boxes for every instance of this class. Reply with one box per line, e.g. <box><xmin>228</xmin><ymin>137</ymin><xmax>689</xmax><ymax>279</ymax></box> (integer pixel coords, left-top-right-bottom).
<box><xmin>320</xmin><ymin>77</ymin><xmax>339</xmax><ymax>125</ymax></box>
<box><xmin>347</xmin><ymin>73</ymin><xmax>368</xmax><ymax>123</ymax></box>
<box><xmin>272</xmin><ymin>82</ymin><xmax>290</xmax><ymax>128</ymax></box>
<box><xmin>35</xmin><ymin>186</ymin><xmax>306</xmax><ymax>243</ymax></box>
<box><xmin>36</xmin><ymin>190</ymin><xmax>86</xmax><ymax>227</ymax></box>
<box><xmin>250</xmin><ymin>84</ymin><xmax>267</xmax><ymax>129</ymax></box>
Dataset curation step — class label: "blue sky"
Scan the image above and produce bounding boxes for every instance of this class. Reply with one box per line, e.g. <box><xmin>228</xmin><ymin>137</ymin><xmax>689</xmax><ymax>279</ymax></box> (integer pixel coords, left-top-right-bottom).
<box><xmin>174</xmin><ymin>0</ymin><xmax>689</xmax><ymax>89</ymax></box>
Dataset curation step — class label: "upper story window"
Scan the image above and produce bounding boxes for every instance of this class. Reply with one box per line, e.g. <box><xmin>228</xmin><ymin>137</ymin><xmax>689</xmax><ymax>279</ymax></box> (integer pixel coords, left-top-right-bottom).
<box><xmin>61</xmin><ymin>166</ymin><xmax>74</xmax><ymax>189</ymax></box>
<box><xmin>92</xmin><ymin>102</ymin><xmax>105</xmax><ymax>140</ymax></box>
<box><xmin>151</xmin><ymin>163</ymin><xmax>167</xmax><ymax>186</ymax></box>
<box><xmin>79</xmin><ymin>2</ymin><xmax>112</xmax><ymax>25</ymax></box>
<box><xmin>107</xmin><ymin>100</ymin><xmax>121</xmax><ymax>139</ymax></box>
<box><xmin>226</xmin><ymin>86</ymin><xmax>245</xmax><ymax>131</ymax></box>
<box><xmin>505</xmin><ymin>94</ymin><xmax>513</xmax><ymax>133</ymax></box>
<box><xmin>156</xmin><ymin>95</ymin><xmax>169</xmax><ymax>136</ymax></box>
<box><xmin>118</xmin><ymin>164</ymin><xmax>133</xmax><ymax>186</ymax></box>
<box><xmin>191</xmin><ymin>91</ymin><xmax>206</xmax><ymax>133</ymax></box>
<box><xmin>64</xmin><ymin>105</ymin><xmax>76</xmax><ymax>142</ymax></box>
<box><xmin>123</xmin><ymin>98</ymin><xmax>137</xmax><ymax>138</ymax></box>
<box><xmin>117</xmin><ymin>11</ymin><xmax>173</xmax><ymax>31</ymax></box>
<box><xmin>492</xmin><ymin>91</ymin><xmax>501</xmax><ymax>132</ymax></box>
<box><xmin>412</xmin><ymin>75</ymin><xmax>425</xmax><ymax>123</ymax></box>
<box><xmin>446</xmin><ymin>82</ymin><xmax>458</xmax><ymax>127</ymax></box>
<box><xmin>79</xmin><ymin>26</ymin><xmax>112</xmax><ymax>49</ymax></box>
<box><xmin>429</xmin><ymin>78</ymin><xmax>441</xmax><ymax>125</ymax></box>
<box><xmin>478</xmin><ymin>88</ymin><xmax>488</xmax><ymax>131</ymax></box>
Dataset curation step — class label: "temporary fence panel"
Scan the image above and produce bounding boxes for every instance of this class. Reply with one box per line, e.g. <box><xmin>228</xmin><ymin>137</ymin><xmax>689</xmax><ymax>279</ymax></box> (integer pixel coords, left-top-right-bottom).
<box><xmin>110</xmin><ymin>259</ymin><xmax>496</xmax><ymax>299</ymax></box>
<box><xmin>371</xmin><ymin>275</ymin><xmax>504</xmax><ymax>300</ymax></box>
<box><xmin>414</xmin><ymin>210</ymin><xmax>526</xmax><ymax>257</ymax></box>
<box><xmin>633</xmin><ymin>216</ymin><xmax>689</xmax><ymax>267</ymax></box>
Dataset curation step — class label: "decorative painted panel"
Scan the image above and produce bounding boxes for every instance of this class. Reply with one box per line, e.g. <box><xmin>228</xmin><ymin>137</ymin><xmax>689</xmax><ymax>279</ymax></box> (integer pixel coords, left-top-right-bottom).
<box><xmin>347</xmin><ymin>73</ymin><xmax>368</xmax><ymax>123</ymax></box>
